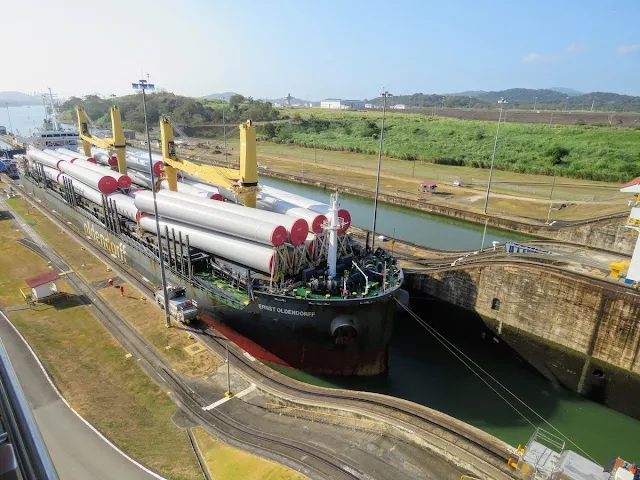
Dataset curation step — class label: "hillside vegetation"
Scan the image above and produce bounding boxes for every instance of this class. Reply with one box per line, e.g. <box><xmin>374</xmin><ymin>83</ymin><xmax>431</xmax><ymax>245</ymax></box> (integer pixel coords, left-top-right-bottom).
<box><xmin>262</xmin><ymin>109</ymin><xmax>640</xmax><ymax>182</ymax></box>
<box><xmin>59</xmin><ymin>92</ymin><xmax>280</xmax><ymax>131</ymax></box>
<box><xmin>366</xmin><ymin>88</ymin><xmax>640</xmax><ymax>111</ymax></box>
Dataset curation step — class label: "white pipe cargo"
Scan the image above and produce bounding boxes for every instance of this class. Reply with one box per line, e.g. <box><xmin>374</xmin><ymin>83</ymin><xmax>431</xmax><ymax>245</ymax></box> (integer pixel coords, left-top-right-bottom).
<box><xmin>179</xmin><ymin>179</ymin><xmax>223</xmax><ymax>200</ymax></box>
<box><xmin>56</xmin><ymin>148</ymin><xmax>96</xmax><ymax>163</ymax></box>
<box><xmin>138</xmin><ymin>216</ymin><xmax>274</xmax><ymax>274</ymax></box>
<box><xmin>126</xmin><ymin>151</ymin><xmax>163</xmax><ymax>176</ymax></box>
<box><xmin>159</xmin><ymin>180</ymin><xmax>217</xmax><ymax>199</ymax></box>
<box><xmin>92</xmin><ymin>148</ymin><xmax>118</xmax><ymax>166</ymax></box>
<box><xmin>157</xmin><ymin>190</ymin><xmax>309</xmax><ymax>246</ymax></box>
<box><xmin>127</xmin><ymin>169</ymin><xmax>153</xmax><ymax>188</ymax></box>
<box><xmin>29</xmin><ymin>148</ymin><xmax>117</xmax><ymax>193</ymax></box>
<box><xmin>261</xmin><ymin>185</ymin><xmax>351</xmax><ymax>233</ymax></box>
<box><xmin>133</xmin><ymin>190</ymin><xmax>287</xmax><ymax>247</ymax></box>
<box><xmin>48</xmin><ymin>149</ymin><xmax>131</xmax><ymax>189</ymax></box>
<box><xmin>257</xmin><ymin>195</ymin><xmax>326</xmax><ymax>233</ymax></box>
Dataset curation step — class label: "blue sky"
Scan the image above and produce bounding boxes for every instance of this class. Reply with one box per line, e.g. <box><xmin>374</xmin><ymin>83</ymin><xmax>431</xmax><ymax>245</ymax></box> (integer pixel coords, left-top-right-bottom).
<box><xmin>2</xmin><ymin>0</ymin><xmax>639</xmax><ymax>99</ymax></box>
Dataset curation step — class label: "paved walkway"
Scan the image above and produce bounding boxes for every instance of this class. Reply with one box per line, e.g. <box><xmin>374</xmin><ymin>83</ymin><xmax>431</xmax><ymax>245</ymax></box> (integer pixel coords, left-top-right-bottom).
<box><xmin>0</xmin><ymin>312</ymin><xmax>161</xmax><ymax>480</ymax></box>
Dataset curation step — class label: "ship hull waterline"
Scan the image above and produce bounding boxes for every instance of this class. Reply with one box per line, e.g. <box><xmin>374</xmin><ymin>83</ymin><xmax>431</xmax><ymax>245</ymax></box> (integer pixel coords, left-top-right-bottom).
<box><xmin>20</xmin><ymin>175</ymin><xmax>396</xmax><ymax>376</ymax></box>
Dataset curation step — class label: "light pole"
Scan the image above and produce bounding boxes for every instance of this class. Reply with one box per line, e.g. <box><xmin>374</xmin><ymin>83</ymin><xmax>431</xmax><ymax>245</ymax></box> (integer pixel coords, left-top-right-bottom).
<box><xmin>533</xmin><ymin>97</ymin><xmax>537</xmax><ymax>111</ymax></box>
<box><xmin>132</xmin><ymin>78</ymin><xmax>171</xmax><ymax>328</ymax></box>
<box><xmin>564</xmin><ymin>96</ymin><xmax>569</xmax><ymax>112</ymax></box>
<box><xmin>546</xmin><ymin>170</ymin><xmax>557</xmax><ymax>224</ymax></box>
<box><xmin>371</xmin><ymin>88</ymin><xmax>392</xmax><ymax>251</ymax></box>
<box><xmin>5</xmin><ymin>103</ymin><xmax>13</xmax><ymax>135</ymax></box>
<box><xmin>483</xmin><ymin>99</ymin><xmax>506</xmax><ymax>214</ymax></box>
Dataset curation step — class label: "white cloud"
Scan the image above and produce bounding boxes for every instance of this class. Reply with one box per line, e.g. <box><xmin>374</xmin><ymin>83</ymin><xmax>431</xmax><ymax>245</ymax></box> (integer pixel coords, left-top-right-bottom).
<box><xmin>617</xmin><ymin>44</ymin><xmax>640</xmax><ymax>55</ymax></box>
<box><xmin>522</xmin><ymin>44</ymin><xmax>587</xmax><ymax>63</ymax></box>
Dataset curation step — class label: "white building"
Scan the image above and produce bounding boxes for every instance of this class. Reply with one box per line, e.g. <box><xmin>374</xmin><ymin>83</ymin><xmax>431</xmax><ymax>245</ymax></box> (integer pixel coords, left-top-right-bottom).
<box><xmin>24</xmin><ymin>271</ymin><xmax>60</xmax><ymax>301</ymax></box>
<box><xmin>391</xmin><ymin>104</ymin><xmax>407</xmax><ymax>110</ymax></box>
<box><xmin>320</xmin><ymin>99</ymin><xmax>365</xmax><ymax>110</ymax></box>
<box><xmin>364</xmin><ymin>103</ymin><xmax>374</xmax><ymax>109</ymax></box>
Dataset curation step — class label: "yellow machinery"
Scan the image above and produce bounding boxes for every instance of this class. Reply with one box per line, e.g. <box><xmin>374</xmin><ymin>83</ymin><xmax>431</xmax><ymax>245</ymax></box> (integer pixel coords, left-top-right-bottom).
<box><xmin>76</xmin><ymin>105</ymin><xmax>127</xmax><ymax>175</ymax></box>
<box><xmin>159</xmin><ymin>117</ymin><xmax>259</xmax><ymax>207</ymax></box>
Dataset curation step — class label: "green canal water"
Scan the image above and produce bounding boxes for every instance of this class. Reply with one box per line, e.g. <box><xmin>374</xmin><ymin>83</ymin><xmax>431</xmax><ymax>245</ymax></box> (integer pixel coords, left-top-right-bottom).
<box><xmin>256</xmin><ymin>176</ymin><xmax>639</xmax><ymax>464</ymax></box>
<box><xmin>260</xmin><ymin>176</ymin><xmax>533</xmax><ymax>250</ymax></box>
<box><xmin>268</xmin><ymin>300</ymin><xmax>640</xmax><ymax>465</ymax></box>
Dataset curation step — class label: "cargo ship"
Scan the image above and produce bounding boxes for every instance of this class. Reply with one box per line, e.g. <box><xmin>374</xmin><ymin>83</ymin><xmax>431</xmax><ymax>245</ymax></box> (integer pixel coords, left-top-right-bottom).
<box><xmin>14</xmin><ymin>105</ymin><xmax>403</xmax><ymax>376</ymax></box>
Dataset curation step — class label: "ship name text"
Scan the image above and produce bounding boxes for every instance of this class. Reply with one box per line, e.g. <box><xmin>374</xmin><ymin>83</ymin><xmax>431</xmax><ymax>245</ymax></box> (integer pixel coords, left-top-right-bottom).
<box><xmin>258</xmin><ymin>304</ymin><xmax>315</xmax><ymax>317</ymax></box>
<box><xmin>83</xmin><ymin>222</ymin><xmax>128</xmax><ymax>264</ymax></box>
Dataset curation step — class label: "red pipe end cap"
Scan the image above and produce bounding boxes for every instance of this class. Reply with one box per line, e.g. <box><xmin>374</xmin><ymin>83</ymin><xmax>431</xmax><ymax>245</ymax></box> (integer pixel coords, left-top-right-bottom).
<box><xmin>117</xmin><ymin>176</ymin><xmax>132</xmax><ymax>189</ymax></box>
<box><xmin>87</xmin><ymin>157</ymin><xmax>97</xmax><ymax>164</ymax></box>
<box><xmin>108</xmin><ymin>155</ymin><xmax>118</xmax><ymax>166</ymax></box>
<box><xmin>311</xmin><ymin>214</ymin><xmax>326</xmax><ymax>234</ymax></box>
<box><xmin>288</xmin><ymin>218</ymin><xmax>309</xmax><ymax>246</ymax></box>
<box><xmin>338</xmin><ymin>209</ymin><xmax>351</xmax><ymax>233</ymax></box>
<box><xmin>97</xmin><ymin>176</ymin><xmax>118</xmax><ymax>194</ymax></box>
<box><xmin>270</xmin><ymin>225</ymin><xmax>288</xmax><ymax>247</ymax></box>
<box><xmin>152</xmin><ymin>161</ymin><xmax>163</xmax><ymax>176</ymax></box>
<box><xmin>211</xmin><ymin>193</ymin><xmax>223</xmax><ymax>201</ymax></box>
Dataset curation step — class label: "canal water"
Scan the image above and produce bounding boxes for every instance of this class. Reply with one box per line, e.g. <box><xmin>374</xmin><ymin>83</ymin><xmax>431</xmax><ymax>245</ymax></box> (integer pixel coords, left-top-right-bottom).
<box><xmin>260</xmin><ymin>176</ymin><xmax>531</xmax><ymax>250</ymax></box>
<box><xmin>269</xmin><ymin>299</ymin><xmax>640</xmax><ymax>466</ymax></box>
<box><xmin>260</xmin><ymin>177</ymin><xmax>640</xmax><ymax>465</ymax></box>
<box><xmin>0</xmin><ymin>105</ymin><xmax>47</xmax><ymax>137</ymax></box>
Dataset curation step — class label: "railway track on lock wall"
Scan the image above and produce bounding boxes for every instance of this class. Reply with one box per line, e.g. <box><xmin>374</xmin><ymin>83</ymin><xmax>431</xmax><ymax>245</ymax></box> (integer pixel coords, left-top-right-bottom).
<box><xmin>5</xmin><ymin>177</ymin><xmax>518</xmax><ymax>479</ymax></box>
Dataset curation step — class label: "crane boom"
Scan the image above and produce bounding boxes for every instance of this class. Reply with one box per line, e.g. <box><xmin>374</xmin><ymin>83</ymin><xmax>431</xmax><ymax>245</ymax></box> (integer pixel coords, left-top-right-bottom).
<box><xmin>159</xmin><ymin>117</ymin><xmax>259</xmax><ymax>207</ymax></box>
<box><xmin>77</xmin><ymin>105</ymin><xmax>127</xmax><ymax>174</ymax></box>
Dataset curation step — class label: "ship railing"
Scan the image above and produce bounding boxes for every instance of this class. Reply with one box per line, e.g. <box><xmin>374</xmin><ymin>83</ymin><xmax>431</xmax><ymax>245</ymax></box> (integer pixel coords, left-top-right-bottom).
<box><xmin>263</xmin><ymin>402</ymin><xmax>387</xmax><ymax>435</ymax></box>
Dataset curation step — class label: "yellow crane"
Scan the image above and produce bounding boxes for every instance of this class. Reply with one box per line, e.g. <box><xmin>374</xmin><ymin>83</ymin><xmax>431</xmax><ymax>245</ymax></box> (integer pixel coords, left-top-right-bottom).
<box><xmin>76</xmin><ymin>105</ymin><xmax>128</xmax><ymax>174</ymax></box>
<box><xmin>159</xmin><ymin>116</ymin><xmax>259</xmax><ymax>207</ymax></box>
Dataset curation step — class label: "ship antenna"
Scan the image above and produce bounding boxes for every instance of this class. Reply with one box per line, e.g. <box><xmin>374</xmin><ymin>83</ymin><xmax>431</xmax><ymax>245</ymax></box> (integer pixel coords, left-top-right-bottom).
<box><xmin>371</xmin><ymin>88</ymin><xmax>392</xmax><ymax>252</ymax></box>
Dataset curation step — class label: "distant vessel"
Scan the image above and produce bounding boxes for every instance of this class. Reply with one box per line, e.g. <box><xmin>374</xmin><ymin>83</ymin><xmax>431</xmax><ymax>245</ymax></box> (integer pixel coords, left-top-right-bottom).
<box><xmin>15</xmin><ymin>89</ymin><xmax>79</xmax><ymax>147</ymax></box>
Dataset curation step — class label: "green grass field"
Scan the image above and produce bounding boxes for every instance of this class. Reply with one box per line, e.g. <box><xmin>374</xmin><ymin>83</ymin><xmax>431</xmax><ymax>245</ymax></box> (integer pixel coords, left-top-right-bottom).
<box><xmin>266</xmin><ymin>109</ymin><xmax>639</xmax><ymax>182</ymax></box>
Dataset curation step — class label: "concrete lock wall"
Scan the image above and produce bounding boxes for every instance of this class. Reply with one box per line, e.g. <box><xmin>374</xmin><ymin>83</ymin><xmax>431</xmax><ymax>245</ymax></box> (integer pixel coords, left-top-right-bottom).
<box><xmin>406</xmin><ymin>266</ymin><xmax>640</xmax><ymax>417</ymax></box>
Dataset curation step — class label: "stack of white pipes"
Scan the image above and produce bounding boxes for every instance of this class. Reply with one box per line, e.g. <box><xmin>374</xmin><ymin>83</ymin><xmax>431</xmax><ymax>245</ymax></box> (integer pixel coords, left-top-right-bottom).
<box><xmin>27</xmin><ymin>148</ymin><xmax>118</xmax><ymax>194</ymax></box>
<box><xmin>156</xmin><ymin>190</ymin><xmax>309</xmax><ymax>246</ymax></box>
<box><xmin>260</xmin><ymin>185</ymin><xmax>351</xmax><ymax>233</ymax></box>
<box><xmin>133</xmin><ymin>191</ymin><xmax>288</xmax><ymax>247</ymax></box>
<box><xmin>46</xmin><ymin>149</ymin><xmax>132</xmax><ymax>189</ymax></box>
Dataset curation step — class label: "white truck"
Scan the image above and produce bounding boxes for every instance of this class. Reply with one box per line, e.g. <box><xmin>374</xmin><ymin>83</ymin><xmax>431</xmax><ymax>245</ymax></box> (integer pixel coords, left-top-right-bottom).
<box><xmin>154</xmin><ymin>284</ymin><xmax>199</xmax><ymax>324</ymax></box>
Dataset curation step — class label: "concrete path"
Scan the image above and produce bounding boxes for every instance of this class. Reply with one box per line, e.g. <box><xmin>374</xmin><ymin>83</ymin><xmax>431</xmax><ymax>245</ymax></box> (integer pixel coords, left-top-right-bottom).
<box><xmin>0</xmin><ymin>312</ymin><xmax>161</xmax><ymax>480</ymax></box>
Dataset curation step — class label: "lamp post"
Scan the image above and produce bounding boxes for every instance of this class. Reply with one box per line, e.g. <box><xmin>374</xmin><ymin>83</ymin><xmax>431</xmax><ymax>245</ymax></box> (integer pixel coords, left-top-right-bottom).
<box><xmin>132</xmin><ymin>78</ymin><xmax>171</xmax><ymax>327</ymax></box>
<box><xmin>371</xmin><ymin>88</ymin><xmax>392</xmax><ymax>251</ymax></box>
<box><xmin>483</xmin><ymin>99</ymin><xmax>506</xmax><ymax>214</ymax></box>
<box><xmin>533</xmin><ymin>97</ymin><xmax>537</xmax><ymax>111</ymax></box>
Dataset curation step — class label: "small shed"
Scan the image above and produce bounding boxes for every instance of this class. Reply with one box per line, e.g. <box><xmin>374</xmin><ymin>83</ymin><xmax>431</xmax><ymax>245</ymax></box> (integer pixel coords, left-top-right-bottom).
<box><xmin>420</xmin><ymin>181</ymin><xmax>438</xmax><ymax>194</ymax></box>
<box><xmin>24</xmin><ymin>271</ymin><xmax>60</xmax><ymax>301</ymax></box>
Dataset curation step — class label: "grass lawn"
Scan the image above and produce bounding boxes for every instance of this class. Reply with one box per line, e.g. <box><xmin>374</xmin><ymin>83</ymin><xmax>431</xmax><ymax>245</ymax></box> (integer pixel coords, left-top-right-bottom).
<box><xmin>193</xmin><ymin>427</ymin><xmax>307</xmax><ymax>480</ymax></box>
<box><xmin>0</xmin><ymin>209</ymin><xmax>203</xmax><ymax>480</ymax></box>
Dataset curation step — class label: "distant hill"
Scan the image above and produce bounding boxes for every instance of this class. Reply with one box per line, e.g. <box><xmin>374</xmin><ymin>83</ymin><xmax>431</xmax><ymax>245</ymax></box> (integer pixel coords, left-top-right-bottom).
<box><xmin>202</xmin><ymin>92</ymin><xmax>240</xmax><ymax>100</ymax></box>
<box><xmin>365</xmin><ymin>93</ymin><xmax>489</xmax><ymax>108</ymax></box>
<box><xmin>473</xmin><ymin>88</ymin><xmax>568</xmax><ymax>103</ymax></box>
<box><xmin>0</xmin><ymin>91</ymin><xmax>43</xmax><ymax>106</ymax></box>
<box><xmin>549</xmin><ymin>87</ymin><xmax>584</xmax><ymax>97</ymax></box>
<box><xmin>368</xmin><ymin>88</ymin><xmax>640</xmax><ymax>111</ymax></box>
